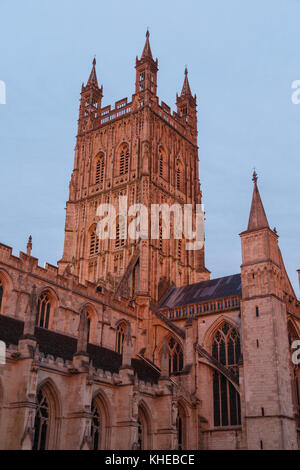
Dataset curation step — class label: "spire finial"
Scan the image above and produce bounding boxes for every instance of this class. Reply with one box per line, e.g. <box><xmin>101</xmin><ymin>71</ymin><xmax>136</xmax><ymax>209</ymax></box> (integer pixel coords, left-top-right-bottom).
<box><xmin>185</xmin><ymin>65</ymin><xmax>188</xmax><ymax>76</ymax></box>
<box><xmin>146</xmin><ymin>28</ymin><xmax>150</xmax><ymax>38</ymax></box>
<box><xmin>93</xmin><ymin>56</ymin><xmax>96</xmax><ymax>66</ymax></box>
<box><xmin>252</xmin><ymin>169</ymin><xmax>258</xmax><ymax>185</ymax></box>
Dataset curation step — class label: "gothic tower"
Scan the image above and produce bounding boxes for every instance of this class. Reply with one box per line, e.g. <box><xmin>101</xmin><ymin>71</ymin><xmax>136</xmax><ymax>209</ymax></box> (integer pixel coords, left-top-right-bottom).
<box><xmin>240</xmin><ymin>172</ymin><xmax>298</xmax><ymax>449</ymax></box>
<box><xmin>58</xmin><ymin>32</ymin><xmax>209</xmax><ymax>301</ymax></box>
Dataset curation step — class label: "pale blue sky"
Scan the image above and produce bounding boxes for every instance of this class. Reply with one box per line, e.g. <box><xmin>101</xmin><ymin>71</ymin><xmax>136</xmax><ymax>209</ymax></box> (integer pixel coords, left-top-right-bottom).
<box><xmin>0</xmin><ymin>0</ymin><xmax>299</xmax><ymax>294</ymax></box>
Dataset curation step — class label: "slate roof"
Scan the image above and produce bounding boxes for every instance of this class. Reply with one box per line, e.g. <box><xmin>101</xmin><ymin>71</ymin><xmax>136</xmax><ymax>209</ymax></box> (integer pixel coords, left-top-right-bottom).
<box><xmin>0</xmin><ymin>315</ymin><xmax>159</xmax><ymax>383</ymax></box>
<box><xmin>160</xmin><ymin>274</ymin><xmax>242</xmax><ymax>309</ymax></box>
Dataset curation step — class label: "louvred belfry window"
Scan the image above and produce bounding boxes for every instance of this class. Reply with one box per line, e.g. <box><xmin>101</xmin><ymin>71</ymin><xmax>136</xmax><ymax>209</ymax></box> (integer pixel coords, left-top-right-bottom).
<box><xmin>95</xmin><ymin>155</ymin><xmax>104</xmax><ymax>185</ymax></box>
<box><xmin>119</xmin><ymin>144</ymin><xmax>129</xmax><ymax>175</ymax></box>
<box><xmin>212</xmin><ymin>322</ymin><xmax>241</xmax><ymax>427</ymax></box>
<box><xmin>176</xmin><ymin>166</ymin><xmax>182</xmax><ymax>191</ymax></box>
<box><xmin>90</xmin><ymin>229</ymin><xmax>99</xmax><ymax>256</ymax></box>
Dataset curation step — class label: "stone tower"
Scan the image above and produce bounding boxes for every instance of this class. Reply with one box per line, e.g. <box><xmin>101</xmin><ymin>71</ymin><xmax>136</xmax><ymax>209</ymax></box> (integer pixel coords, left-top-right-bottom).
<box><xmin>239</xmin><ymin>172</ymin><xmax>298</xmax><ymax>449</ymax></box>
<box><xmin>58</xmin><ymin>31</ymin><xmax>209</xmax><ymax>300</ymax></box>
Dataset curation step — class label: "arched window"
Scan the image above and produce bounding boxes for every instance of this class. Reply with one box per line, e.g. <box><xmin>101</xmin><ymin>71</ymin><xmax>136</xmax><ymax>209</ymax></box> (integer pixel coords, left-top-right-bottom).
<box><xmin>90</xmin><ymin>227</ymin><xmax>99</xmax><ymax>256</ymax></box>
<box><xmin>212</xmin><ymin>322</ymin><xmax>241</xmax><ymax>427</ymax></box>
<box><xmin>116</xmin><ymin>322</ymin><xmax>127</xmax><ymax>354</ymax></box>
<box><xmin>95</xmin><ymin>154</ymin><xmax>105</xmax><ymax>185</ymax></box>
<box><xmin>91</xmin><ymin>399</ymin><xmax>101</xmax><ymax>450</ymax></box>
<box><xmin>136</xmin><ymin>404</ymin><xmax>151</xmax><ymax>450</ymax></box>
<box><xmin>119</xmin><ymin>144</ymin><xmax>129</xmax><ymax>175</ymax></box>
<box><xmin>168</xmin><ymin>337</ymin><xmax>184</xmax><ymax>375</ymax></box>
<box><xmin>0</xmin><ymin>280</ymin><xmax>3</xmax><ymax>311</ymax></box>
<box><xmin>33</xmin><ymin>389</ymin><xmax>50</xmax><ymax>450</ymax></box>
<box><xmin>36</xmin><ymin>293</ymin><xmax>51</xmax><ymax>329</ymax></box>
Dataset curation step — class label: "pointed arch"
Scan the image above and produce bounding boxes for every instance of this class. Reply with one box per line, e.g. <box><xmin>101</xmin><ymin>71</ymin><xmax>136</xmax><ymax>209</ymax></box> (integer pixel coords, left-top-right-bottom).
<box><xmin>35</xmin><ymin>288</ymin><xmax>58</xmax><ymax>330</ymax></box>
<box><xmin>33</xmin><ymin>378</ymin><xmax>61</xmax><ymax>450</ymax></box>
<box><xmin>116</xmin><ymin>142</ymin><xmax>129</xmax><ymax>176</ymax></box>
<box><xmin>91</xmin><ymin>388</ymin><xmax>112</xmax><ymax>450</ymax></box>
<box><xmin>115</xmin><ymin>320</ymin><xmax>128</xmax><ymax>354</ymax></box>
<box><xmin>79</xmin><ymin>303</ymin><xmax>98</xmax><ymax>344</ymax></box>
<box><xmin>159</xmin><ymin>333</ymin><xmax>184</xmax><ymax>375</ymax></box>
<box><xmin>137</xmin><ymin>399</ymin><xmax>153</xmax><ymax>450</ymax></box>
<box><xmin>88</xmin><ymin>223</ymin><xmax>100</xmax><ymax>257</ymax></box>
<box><xmin>210</xmin><ymin>320</ymin><xmax>241</xmax><ymax>427</ymax></box>
<box><xmin>203</xmin><ymin>316</ymin><xmax>240</xmax><ymax>351</ymax></box>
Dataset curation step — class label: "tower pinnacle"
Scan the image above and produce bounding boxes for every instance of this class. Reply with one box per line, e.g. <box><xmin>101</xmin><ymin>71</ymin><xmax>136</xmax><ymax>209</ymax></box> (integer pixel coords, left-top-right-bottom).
<box><xmin>87</xmin><ymin>57</ymin><xmax>99</xmax><ymax>88</ymax></box>
<box><xmin>141</xmin><ymin>29</ymin><xmax>153</xmax><ymax>59</ymax></box>
<box><xmin>180</xmin><ymin>67</ymin><xmax>192</xmax><ymax>97</ymax></box>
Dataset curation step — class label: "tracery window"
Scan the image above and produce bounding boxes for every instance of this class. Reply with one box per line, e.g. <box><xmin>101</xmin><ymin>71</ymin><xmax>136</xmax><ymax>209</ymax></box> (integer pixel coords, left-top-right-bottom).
<box><xmin>36</xmin><ymin>293</ymin><xmax>51</xmax><ymax>329</ymax></box>
<box><xmin>168</xmin><ymin>337</ymin><xmax>184</xmax><ymax>375</ymax></box>
<box><xmin>0</xmin><ymin>280</ymin><xmax>3</xmax><ymax>311</ymax></box>
<box><xmin>91</xmin><ymin>399</ymin><xmax>101</xmax><ymax>450</ymax></box>
<box><xmin>33</xmin><ymin>389</ymin><xmax>50</xmax><ymax>450</ymax></box>
<box><xmin>119</xmin><ymin>144</ymin><xmax>129</xmax><ymax>175</ymax></box>
<box><xmin>116</xmin><ymin>322</ymin><xmax>127</xmax><ymax>354</ymax></box>
<box><xmin>212</xmin><ymin>322</ymin><xmax>241</xmax><ymax>427</ymax></box>
<box><xmin>95</xmin><ymin>154</ymin><xmax>104</xmax><ymax>185</ymax></box>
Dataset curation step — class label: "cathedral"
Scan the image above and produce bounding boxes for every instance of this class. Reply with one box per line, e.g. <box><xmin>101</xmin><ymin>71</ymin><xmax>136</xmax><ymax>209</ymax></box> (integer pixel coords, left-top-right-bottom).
<box><xmin>0</xmin><ymin>32</ymin><xmax>299</xmax><ymax>450</ymax></box>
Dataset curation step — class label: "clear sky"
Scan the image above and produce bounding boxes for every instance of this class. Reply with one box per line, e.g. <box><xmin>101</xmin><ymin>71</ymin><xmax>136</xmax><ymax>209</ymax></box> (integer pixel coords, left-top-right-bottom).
<box><xmin>0</xmin><ymin>0</ymin><xmax>299</xmax><ymax>295</ymax></box>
